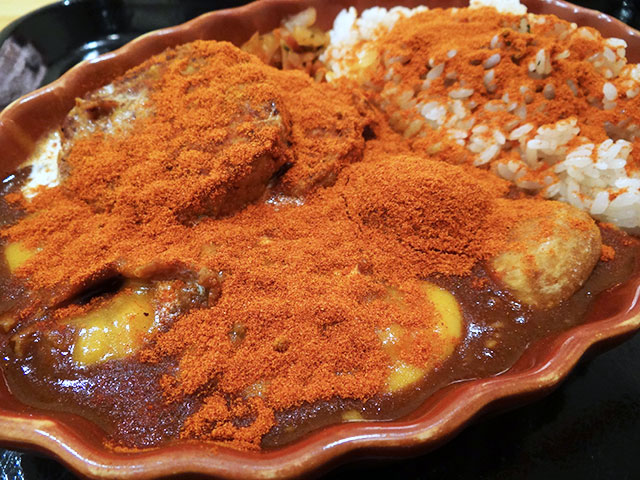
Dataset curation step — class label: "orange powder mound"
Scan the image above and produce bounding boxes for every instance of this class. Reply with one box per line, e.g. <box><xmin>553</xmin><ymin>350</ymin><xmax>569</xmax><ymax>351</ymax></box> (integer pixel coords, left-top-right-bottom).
<box><xmin>276</xmin><ymin>76</ymin><xmax>375</xmax><ymax>196</ymax></box>
<box><xmin>1</xmin><ymin>31</ymin><xmax>589</xmax><ymax>449</ymax></box>
<box><xmin>339</xmin><ymin>155</ymin><xmax>512</xmax><ymax>275</ymax></box>
<box><xmin>601</xmin><ymin>244</ymin><xmax>616</xmax><ymax>261</ymax></box>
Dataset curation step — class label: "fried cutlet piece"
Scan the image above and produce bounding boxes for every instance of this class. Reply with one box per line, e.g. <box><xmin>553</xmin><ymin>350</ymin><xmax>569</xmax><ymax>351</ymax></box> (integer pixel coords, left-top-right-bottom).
<box><xmin>59</xmin><ymin>42</ymin><xmax>292</xmax><ymax>223</ymax></box>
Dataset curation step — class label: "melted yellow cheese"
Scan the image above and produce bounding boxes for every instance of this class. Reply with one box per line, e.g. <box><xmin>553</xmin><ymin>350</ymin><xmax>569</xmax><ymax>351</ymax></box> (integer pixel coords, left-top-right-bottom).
<box><xmin>341</xmin><ymin>410</ymin><xmax>365</xmax><ymax>422</ymax></box>
<box><xmin>386</xmin><ymin>361</ymin><xmax>426</xmax><ymax>393</ymax></box>
<box><xmin>4</xmin><ymin>241</ymin><xmax>37</xmax><ymax>273</ymax></box>
<box><xmin>0</xmin><ymin>312</ymin><xmax>16</xmax><ymax>333</ymax></box>
<box><xmin>378</xmin><ymin>281</ymin><xmax>463</xmax><ymax>392</ymax></box>
<box><xmin>420</xmin><ymin>282</ymin><xmax>464</xmax><ymax>342</ymax></box>
<box><xmin>71</xmin><ymin>287</ymin><xmax>155</xmax><ymax>366</ymax></box>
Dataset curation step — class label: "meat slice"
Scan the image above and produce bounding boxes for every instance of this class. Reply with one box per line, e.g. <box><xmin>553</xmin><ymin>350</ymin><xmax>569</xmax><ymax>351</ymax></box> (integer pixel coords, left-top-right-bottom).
<box><xmin>488</xmin><ymin>199</ymin><xmax>602</xmax><ymax>309</ymax></box>
<box><xmin>58</xmin><ymin>41</ymin><xmax>292</xmax><ymax>223</ymax></box>
<box><xmin>59</xmin><ymin>61</ymin><xmax>161</xmax><ymax>170</ymax></box>
<box><xmin>275</xmin><ymin>75</ymin><xmax>375</xmax><ymax>197</ymax></box>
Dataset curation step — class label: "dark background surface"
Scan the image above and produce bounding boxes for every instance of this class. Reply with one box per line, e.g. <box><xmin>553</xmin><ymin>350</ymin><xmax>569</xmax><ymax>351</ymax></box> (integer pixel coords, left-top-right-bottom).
<box><xmin>0</xmin><ymin>0</ymin><xmax>639</xmax><ymax>478</ymax></box>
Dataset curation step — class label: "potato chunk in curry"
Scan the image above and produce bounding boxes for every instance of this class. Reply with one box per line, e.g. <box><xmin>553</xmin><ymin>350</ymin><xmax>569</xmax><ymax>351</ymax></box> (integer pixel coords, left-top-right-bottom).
<box><xmin>488</xmin><ymin>199</ymin><xmax>602</xmax><ymax>309</ymax></box>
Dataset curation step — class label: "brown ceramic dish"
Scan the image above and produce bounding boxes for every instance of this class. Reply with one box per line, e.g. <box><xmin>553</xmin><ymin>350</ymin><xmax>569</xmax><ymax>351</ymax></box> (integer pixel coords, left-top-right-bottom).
<box><xmin>1</xmin><ymin>0</ymin><xmax>640</xmax><ymax>478</ymax></box>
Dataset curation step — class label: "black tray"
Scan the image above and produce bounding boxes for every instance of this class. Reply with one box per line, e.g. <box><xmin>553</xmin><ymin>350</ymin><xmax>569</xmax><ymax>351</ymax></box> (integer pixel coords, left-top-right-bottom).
<box><xmin>0</xmin><ymin>1</ymin><xmax>639</xmax><ymax>479</ymax></box>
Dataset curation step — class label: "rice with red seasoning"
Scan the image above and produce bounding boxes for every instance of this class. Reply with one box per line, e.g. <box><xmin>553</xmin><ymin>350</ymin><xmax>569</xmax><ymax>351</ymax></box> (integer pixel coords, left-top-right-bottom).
<box><xmin>321</xmin><ymin>0</ymin><xmax>640</xmax><ymax>230</ymax></box>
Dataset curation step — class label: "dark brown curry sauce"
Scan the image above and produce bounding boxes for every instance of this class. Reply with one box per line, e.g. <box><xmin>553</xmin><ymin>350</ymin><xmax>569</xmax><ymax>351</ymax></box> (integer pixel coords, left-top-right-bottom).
<box><xmin>0</xmin><ymin>168</ymin><xmax>638</xmax><ymax>449</ymax></box>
